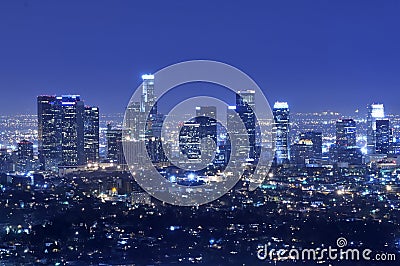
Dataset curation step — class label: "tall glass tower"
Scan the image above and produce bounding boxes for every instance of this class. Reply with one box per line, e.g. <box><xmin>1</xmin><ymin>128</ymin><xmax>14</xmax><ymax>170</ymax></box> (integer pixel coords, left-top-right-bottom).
<box><xmin>59</xmin><ymin>95</ymin><xmax>84</xmax><ymax>166</ymax></box>
<box><xmin>367</xmin><ymin>103</ymin><xmax>385</xmax><ymax>154</ymax></box>
<box><xmin>273</xmin><ymin>101</ymin><xmax>290</xmax><ymax>165</ymax></box>
<box><xmin>235</xmin><ymin>90</ymin><xmax>256</xmax><ymax>160</ymax></box>
<box><xmin>37</xmin><ymin>95</ymin><xmax>62</xmax><ymax>171</ymax></box>
<box><xmin>84</xmin><ymin>106</ymin><xmax>100</xmax><ymax>163</ymax></box>
<box><xmin>336</xmin><ymin>119</ymin><xmax>357</xmax><ymax>148</ymax></box>
<box><xmin>375</xmin><ymin>119</ymin><xmax>391</xmax><ymax>154</ymax></box>
<box><xmin>140</xmin><ymin>74</ymin><xmax>156</xmax><ymax>114</ymax></box>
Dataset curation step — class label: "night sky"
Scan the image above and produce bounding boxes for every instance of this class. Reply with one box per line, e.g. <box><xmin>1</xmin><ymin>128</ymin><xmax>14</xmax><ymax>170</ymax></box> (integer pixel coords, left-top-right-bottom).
<box><xmin>1</xmin><ymin>0</ymin><xmax>400</xmax><ymax>115</ymax></box>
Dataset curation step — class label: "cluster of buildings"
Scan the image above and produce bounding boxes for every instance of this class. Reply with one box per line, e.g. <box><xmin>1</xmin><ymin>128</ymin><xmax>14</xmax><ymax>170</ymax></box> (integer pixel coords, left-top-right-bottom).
<box><xmin>272</xmin><ymin>102</ymin><xmax>400</xmax><ymax>169</ymax></box>
<box><xmin>1</xmin><ymin>75</ymin><xmax>399</xmax><ymax>181</ymax></box>
<box><xmin>1</xmin><ymin>77</ymin><xmax>400</xmax><ymax>265</ymax></box>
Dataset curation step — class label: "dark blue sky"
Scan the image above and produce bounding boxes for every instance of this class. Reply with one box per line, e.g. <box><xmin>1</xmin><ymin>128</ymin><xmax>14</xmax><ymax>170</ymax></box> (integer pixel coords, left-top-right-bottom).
<box><xmin>1</xmin><ymin>0</ymin><xmax>400</xmax><ymax>115</ymax></box>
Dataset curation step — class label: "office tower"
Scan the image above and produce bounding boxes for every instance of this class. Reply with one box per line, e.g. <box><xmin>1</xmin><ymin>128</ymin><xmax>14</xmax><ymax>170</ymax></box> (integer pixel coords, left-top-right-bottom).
<box><xmin>179</xmin><ymin>121</ymin><xmax>201</xmax><ymax>160</ymax></box>
<box><xmin>0</xmin><ymin>148</ymin><xmax>13</xmax><ymax>173</ymax></box>
<box><xmin>125</xmin><ymin>101</ymin><xmax>144</xmax><ymax>141</ymax></box>
<box><xmin>37</xmin><ymin>95</ymin><xmax>62</xmax><ymax>170</ymax></box>
<box><xmin>146</xmin><ymin>113</ymin><xmax>165</xmax><ymax>139</ymax></box>
<box><xmin>335</xmin><ymin>119</ymin><xmax>362</xmax><ymax>165</ymax></box>
<box><xmin>140</xmin><ymin>74</ymin><xmax>157</xmax><ymax>114</ymax></box>
<box><xmin>235</xmin><ymin>90</ymin><xmax>256</xmax><ymax>160</ymax></box>
<box><xmin>106</xmin><ymin>124</ymin><xmax>125</xmax><ymax>164</ymax></box>
<box><xmin>291</xmin><ymin>132</ymin><xmax>322</xmax><ymax>166</ymax></box>
<box><xmin>59</xmin><ymin>95</ymin><xmax>85</xmax><ymax>166</ymax></box>
<box><xmin>16</xmin><ymin>140</ymin><xmax>34</xmax><ymax>172</ymax></box>
<box><xmin>227</xmin><ymin>106</ymin><xmax>247</xmax><ymax>160</ymax></box>
<box><xmin>375</xmin><ymin>119</ymin><xmax>390</xmax><ymax>154</ymax></box>
<box><xmin>84</xmin><ymin>106</ymin><xmax>100</xmax><ymax>163</ymax></box>
<box><xmin>291</xmin><ymin>139</ymin><xmax>314</xmax><ymax>166</ymax></box>
<box><xmin>178</xmin><ymin>106</ymin><xmax>218</xmax><ymax>162</ymax></box>
<box><xmin>195</xmin><ymin>106</ymin><xmax>217</xmax><ymax>142</ymax></box>
<box><xmin>367</xmin><ymin>103</ymin><xmax>385</xmax><ymax>154</ymax></box>
<box><xmin>336</xmin><ymin>119</ymin><xmax>356</xmax><ymax>148</ymax></box>
<box><xmin>17</xmin><ymin>140</ymin><xmax>33</xmax><ymax>161</ymax></box>
<box><xmin>273</xmin><ymin>101</ymin><xmax>290</xmax><ymax>165</ymax></box>
<box><xmin>299</xmin><ymin>132</ymin><xmax>322</xmax><ymax>160</ymax></box>
<box><xmin>146</xmin><ymin>137</ymin><xmax>168</xmax><ymax>164</ymax></box>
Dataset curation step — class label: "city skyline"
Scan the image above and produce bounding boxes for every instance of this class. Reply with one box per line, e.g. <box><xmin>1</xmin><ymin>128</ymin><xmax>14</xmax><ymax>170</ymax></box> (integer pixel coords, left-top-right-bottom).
<box><xmin>1</xmin><ymin>2</ymin><xmax>400</xmax><ymax>264</ymax></box>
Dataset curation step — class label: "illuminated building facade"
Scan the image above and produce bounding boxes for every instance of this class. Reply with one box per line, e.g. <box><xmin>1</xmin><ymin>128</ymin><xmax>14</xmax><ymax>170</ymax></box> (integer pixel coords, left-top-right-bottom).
<box><xmin>273</xmin><ymin>101</ymin><xmax>290</xmax><ymax>165</ymax></box>
<box><xmin>17</xmin><ymin>139</ymin><xmax>34</xmax><ymax>161</ymax></box>
<box><xmin>106</xmin><ymin>124</ymin><xmax>125</xmax><ymax>164</ymax></box>
<box><xmin>60</xmin><ymin>95</ymin><xmax>85</xmax><ymax>166</ymax></box>
<box><xmin>335</xmin><ymin>119</ymin><xmax>362</xmax><ymax>165</ymax></box>
<box><xmin>291</xmin><ymin>131</ymin><xmax>322</xmax><ymax>166</ymax></box>
<box><xmin>375</xmin><ymin>119</ymin><xmax>391</xmax><ymax>155</ymax></box>
<box><xmin>336</xmin><ymin>119</ymin><xmax>356</xmax><ymax>148</ymax></box>
<box><xmin>37</xmin><ymin>95</ymin><xmax>62</xmax><ymax>170</ymax></box>
<box><xmin>367</xmin><ymin>103</ymin><xmax>385</xmax><ymax>154</ymax></box>
<box><xmin>235</xmin><ymin>90</ymin><xmax>257</xmax><ymax>160</ymax></box>
<box><xmin>84</xmin><ymin>106</ymin><xmax>100</xmax><ymax>163</ymax></box>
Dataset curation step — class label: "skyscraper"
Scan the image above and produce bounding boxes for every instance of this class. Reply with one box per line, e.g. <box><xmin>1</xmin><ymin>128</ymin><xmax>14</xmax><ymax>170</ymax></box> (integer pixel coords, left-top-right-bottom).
<box><xmin>37</xmin><ymin>95</ymin><xmax>62</xmax><ymax>170</ymax></box>
<box><xmin>273</xmin><ymin>101</ymin><xmax>290</xmax><ymax>165</ymax></box>
<box><xmin>106</xmin><ymin>124</ymin><xmax>125</xmax><ymax>165</ymax></box>
<box><xmin>299</xmin><ymin>132</ymin><xmax>322</xmax><ymax>160</ymax></box>
<box><xmin>59</xmin><ymin>95</ymin><xmax>85</xmax><ymax>166</ymax></box>
<box><xmin>17</xmin><ymin>140</ymin><xmax>33</xmax><ymax>161</ymax></box>
<box><xmin>291</xmin><ymin>139</ymin><xmax>314</xmax><ymax>166</ymax></box>
<box><xmin>140</xmin><ymin>74</ymin><xmax>156</xmax><ymax>114</ymax></box>
<box><xmin>291</xmin><ymin>131</ymin><xmax>322</xmax><ymax>166</ymax></box>
<box><xmin>17</xmin><ymin>140</ymin><xmax>34</xmax><ymax>172</ymax></box>
<box><xmin>235</xmin><ymin>90</ymin><xmax>256</xmax><ymax>160</ymax></box>
<box><xmin>84</xmin><ymin>106</ymin><xmax>100</xmax><ymax>163</ymax></box>
<box><xmin>375</xmin><ymin>119</ymin><xmax>391</xmax><ymax>155</ymax></box>
<box><xmin>335</xmin><ymin>119</ymin><xmax>362</xmax><ymax>165</ymax></box>
<box><xmin>336</xmin><ymin>119</ymin><xmax>356</xmax><ymax>148</ymax></box>
<box><xmin>367</xmin><ymin>103</ymin><xmax>385</xmax><ymax>154</ymax></box>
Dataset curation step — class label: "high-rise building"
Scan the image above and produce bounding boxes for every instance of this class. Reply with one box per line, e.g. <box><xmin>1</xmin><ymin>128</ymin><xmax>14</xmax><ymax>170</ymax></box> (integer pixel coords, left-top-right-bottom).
<box><xmin>335</xmin><ymin>119</ymin><xmax>362</xmax><ymax>165</ymax></box>
<box><xmin>236</xmin><ymin>90</ymin><xmax>256</xmax><ymax>160</ymax></box>
<box><xmin>106</xmin><ymin>124</ymin><xmax>125</xmax><ymax>164</ymax></box>
<box><xmin>367</xmin><ymin>103</ymin><xmax>385</xmax><ymax>154</ymax></box>
<box><xmin>336</xmin><ymin>119</ymin><xmax>356</xmax><ymax>148</ymax></box>
<box><xmin>375</xmin><ymin>119</ymin><xmax>391</xmax><ymax>154</ymax></box>
<box><xmin>291</xmin><ymin>131</ymin><xmax>322</xmax><ymax>166</ymax></box>
<box><xmin>59</xmin><ymin>95</ymin><xmax>85</xmax><ymax>166</ymax></box>
<box><xmin>299</xmin><ymin>132</ymin><xmax>322</xmax><ymax>160</ymax></box>
<box><xmin>37</xmin><ymin>95</ymin><xmax>62</xmax><ymax>170</ymax></box>
<box><xmin>195</xmin><ymin>106</ymin><xmax>217</xmax><ymax>143</ymax></box>
<box><xmin>291</xmin><ymin>139</ymin><xmax>314</xmax><ymax>166</ymax></box>
<box><xmin>141</xmin><ymin>74</ymin><xmax>156</xmax><ymax>114</ymax></box>
<box><xmin>38</xmin><ymin>95</ymin><xmax>99</xmax><ymax>170</ymax></box>
<box><xmin>17</xmin><ymin>140</ymin><xmax>33</xmax><ymax>161</ymax></box>
<box><xmin>17</xmin><ymin>140</ymin><xmax>35</xmax><ymax>172</ymax></box>
<box><xmin>84</xmin><ymin>106</ymin><xmax>100</xmax><ymax>163</ymax></box>
<box><xmin>273</xmin><ymin>101</ymin><xmax>290</xmax><ymax>165</ymax></box>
